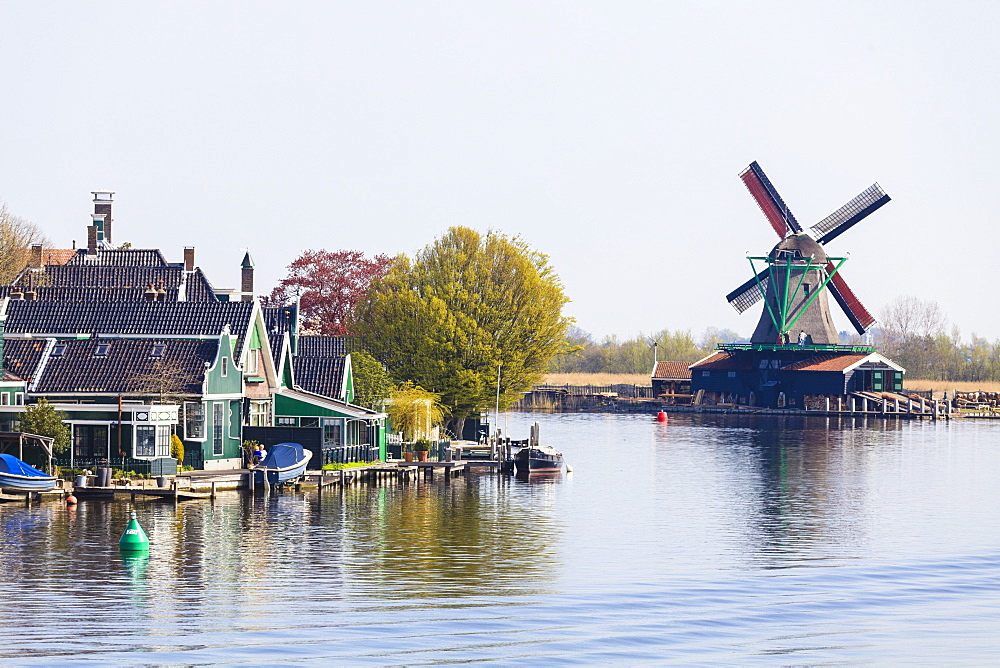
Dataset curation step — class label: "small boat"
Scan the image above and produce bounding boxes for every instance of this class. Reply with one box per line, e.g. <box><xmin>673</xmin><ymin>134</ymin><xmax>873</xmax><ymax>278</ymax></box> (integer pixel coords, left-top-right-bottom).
<box><xmin>0</xmin><ymin>454</ymin><xmax>58</xmax><ymax>491</ymax></box>
<box><xmin>252</xmin><ymin>443</ymin><xmax>312</xmax><ymax>485</ymax></box>
<box><xmin>513</xmin><ymin>444</ymin><xmax>565</xmax><ymax>474</ymax></box>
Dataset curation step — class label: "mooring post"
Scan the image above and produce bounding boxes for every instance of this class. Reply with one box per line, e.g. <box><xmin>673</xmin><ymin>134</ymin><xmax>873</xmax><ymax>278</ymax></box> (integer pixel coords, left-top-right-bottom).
<box><xmin>211</xmin><ymin>481</ymin><xmax>217</xmax><ymax>499</ymax></box>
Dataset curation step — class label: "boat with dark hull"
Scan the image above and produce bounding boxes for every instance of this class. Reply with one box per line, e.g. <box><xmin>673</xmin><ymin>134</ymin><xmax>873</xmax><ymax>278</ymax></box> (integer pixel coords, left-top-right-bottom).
<box><xmin>513</xmin><ymin>444</ymin><xmax>565</xmax><ymax>474</ymax></box>
<box><xmin>0</xmin><ymin>454</ymin><xmax>58</xmax><ymax>491</ymax></box>
<box><xmin>252</xmin><ymin>443</ymin><xmax>312</xmax><ymax>485</ymax></box>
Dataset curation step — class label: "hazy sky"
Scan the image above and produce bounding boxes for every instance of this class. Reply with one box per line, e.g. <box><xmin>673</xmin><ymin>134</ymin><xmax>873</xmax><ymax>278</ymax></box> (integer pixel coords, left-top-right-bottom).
<box><xmin>1</xmin><ymin>2</ymin><xmax>997</xmax><ymax>341</ymax></box>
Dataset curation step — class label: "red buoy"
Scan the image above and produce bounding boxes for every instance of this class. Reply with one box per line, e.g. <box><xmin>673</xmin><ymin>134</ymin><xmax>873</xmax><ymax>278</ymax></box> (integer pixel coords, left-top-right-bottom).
<box><xmin>66</xmin><ymin>495</ymin><xmax>78</xmax><ymax>505</ymax></box>
<box><xmin>656</xmin><ymin>411</ymin><xmax>668</xmax><ymax>423</ymax></box>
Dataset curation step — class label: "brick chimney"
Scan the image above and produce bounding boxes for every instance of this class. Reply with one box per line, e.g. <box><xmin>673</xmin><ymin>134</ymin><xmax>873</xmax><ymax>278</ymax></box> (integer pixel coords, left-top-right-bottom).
<box><xmin>184</xmin><ymin>247</ymin><xmax>195</xmax><ymax>272</ymax></box>
<box><xmin>91</xmin><ymin>191</ymin><xmax>114</xmax><ymax>245</ymax></box>
<box><xmin>240</xmin><ymin>251</ymin><xmax>255</xmax><ymax>302</ymax></box>
<box><xmin>87</xmin><ymin>225</ymin><xmax>98</xmax><ymax>255</ymax></box>
<box><xmin>30</xmin><ymin>244</ymin><xmax>43</xmax><ymax>269</ymax></box>
<box><xmin>144</xmin><ymin>283</ymin><xmax>157</xmax><ymax>301</ymax></box>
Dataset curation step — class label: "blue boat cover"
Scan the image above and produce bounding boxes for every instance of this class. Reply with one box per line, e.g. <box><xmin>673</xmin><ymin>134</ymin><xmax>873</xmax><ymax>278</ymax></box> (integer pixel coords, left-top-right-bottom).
<box><xmin>0</xmin><ymin>453</ymin><xmax>50</xmax><ymax>477</ymax></box>
<box><xmin>259</xmin><ymin>443</ymin><xmax>306</xmax><ymax>469</ymax></box>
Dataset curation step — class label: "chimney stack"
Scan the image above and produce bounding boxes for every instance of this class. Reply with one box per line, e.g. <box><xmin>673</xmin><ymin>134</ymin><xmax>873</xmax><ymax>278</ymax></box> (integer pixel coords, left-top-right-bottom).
<box><xmin>184</xmin><ymin>247</ymin><xmax>195</xmax><ymax>272</ymax></box>
<box><xmin>91</xmin><ymin>191</ymin><xmax>114</xmax><ymax>246</ymax></box>
<box><xmin>144</xmin><ymin>283</ymin><xmax>157</xmax><ymax>301</ymax></box>
<box><xmin>30</xmin><ymin>244</ymin><xmax>43</xmax><ymax>269</ymax></box>
<box><xmin>240</xmin><ymin>251</ymin><xmax>255</xmax><ymax>302</ymax></box>
<box><xmin>87</xmin><ymin>226</ymin><xmax>98</xmax><ymax>255</ymax></box>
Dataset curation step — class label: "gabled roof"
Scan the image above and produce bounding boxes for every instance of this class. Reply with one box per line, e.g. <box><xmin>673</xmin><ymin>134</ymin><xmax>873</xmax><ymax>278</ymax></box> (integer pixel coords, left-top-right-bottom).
<box><xmin>292</xmin><ymin>356</ymin><xmax>346</xmax><ymax>399</ymax></box>
<box><xmin>781</xmin><ymin>354</ymin><xmax>869</xmax><ymax>372</ymax></box>
<box><xmin>31</xmin><ymin>338</ymin><xmax>217</xmax><ymax>394</ymax></box>
<box><xmin>277</xmin><ymin>388</ymin><xmax>383</xmax><ymax>420</ymax></box>
<box><xmin>652</xmin><ymin>361</ymin><xmax>692</xmax><ymax>380</ymax></box>
<box><xmin>5</xmin><ymin>301</ymin><xmax>255</xmax><ymax>357</ymax></box>
<box><xmin>782</xmin><ymin>352</ymin><xmax>904</xmax><ymax>373</ymax></box>
<box><xmin>688</xmin><ymin>350</ymin><xmax>755</xmax><ymax>371</ymax></box>
<box><xmin>2</xmin><ymin>339</ymin><xmax>50</xmax><ymax>384</ymax></box>
<box><xmin>64</xmin><ymin>249</ymin><xmax>170</xmax><ymax>267</ymax></box>
<box><xmin>298</xmin><ymin>335</ymin><xmax>348</xmax><ymax>357</ymax></box>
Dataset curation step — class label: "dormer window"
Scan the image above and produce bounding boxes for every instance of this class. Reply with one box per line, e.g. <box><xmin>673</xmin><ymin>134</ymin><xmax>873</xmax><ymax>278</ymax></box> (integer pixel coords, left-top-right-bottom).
<box><xmin>95</xmin><ymin>344</ymin><xmax>110</xmax><ymax>357</ymax></box>
<box><xmin>151</xmin><ymin>345</ymin><xmax>165</xmax><ymax>358</ymax></box>
<box><xmin>51</xmin><ymin>345</ymin><xmax>66</xmax><ymax>357</ymax></box>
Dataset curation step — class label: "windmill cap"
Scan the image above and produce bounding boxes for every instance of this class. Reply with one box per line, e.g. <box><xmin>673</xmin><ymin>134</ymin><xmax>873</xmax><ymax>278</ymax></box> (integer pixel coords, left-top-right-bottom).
<box><xmin>769</xmin><ymin>233</ymin><xmax>827</xmax><ymax>262</ymax></box>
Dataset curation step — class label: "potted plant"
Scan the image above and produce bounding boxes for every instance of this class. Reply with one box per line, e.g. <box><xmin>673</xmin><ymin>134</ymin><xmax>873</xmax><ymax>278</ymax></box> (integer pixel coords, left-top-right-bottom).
<box><xmin>414</xmin><ymin>438</ymin><xmax>432</xmax><ymax>462</ymax></box>
<box><xmin>403</xmin><ymin>443</ymin><xmax>415</xmax><ymax>462</ymax></box>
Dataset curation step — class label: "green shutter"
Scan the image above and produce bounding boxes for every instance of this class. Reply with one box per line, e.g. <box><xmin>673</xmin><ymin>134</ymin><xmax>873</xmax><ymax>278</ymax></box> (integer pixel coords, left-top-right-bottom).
<box><xmin>893</xmin><ymin>371</ymin><xmax>903</xmax><ymax>392</ymax></box>
<box><xmin>872</xmin><ymin>370</ymin><xmax>884</xmax><ymax>392</ymax></box>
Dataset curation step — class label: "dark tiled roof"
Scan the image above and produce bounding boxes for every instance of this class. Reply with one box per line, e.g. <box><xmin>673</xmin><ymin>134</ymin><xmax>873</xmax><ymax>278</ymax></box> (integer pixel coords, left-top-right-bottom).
<box><xmin>5</xmin><ymin>301</ymin><xmax>255</xmax><ymax>357</ymax></box>
<box><xmin>186</xmin><ymin>268</ymin><xmax>217</xmax><ymax>302</ymax></box>
<box><xmin>263</xmin><ymin>305</ymin><xmax>298</xmax><ymax>337</ymax></box>
<box><xmin>298</xmin><ymin>335</ymin><xmax>348</xmax><ymax>357</ymax></box>
<box><xmin>0</xmin><ymin>286</ymin><xmax>180</xmax><ymax>301</ymax></box>
<box><xmin>64</xmin><ymin>249</ymin><xmax>170</xmax><ymax>267</ymax></box>
<box><xmin>652</xmin><ymin>361</ymin><xmax>692</xmax><ymax>380</ymax></box>
<box><xmin>292</xmin><ymin>356</ymin><xmax>346</xmax><ymax>400</ymax></box>
<box><xmin>2</xmin><ymin>339</ymin><xmax>51</xmax><ymax>383</ymax></box>
<box><xmin>782</xmin><ymin>354</ymin><xmax>869</xmax><ymax>372</ymax></box>
<box><xmin>34</xmin><ymin>338</ymin><xmax>217</xmax><ymax>394</ymax></box>
<box><xmin>9</xmin><ymin>265</ymin><xmax>217</xmax><ymax>302</ymax></box>
<box><xmin>2</xmin><ymin>370</ymin><xmax>22</xmax><ymax>382</ymax></box>
<box><xmin>269</xmin><ymin>334</ymin><xmax>286</xmax><ymax>375</ymax></box>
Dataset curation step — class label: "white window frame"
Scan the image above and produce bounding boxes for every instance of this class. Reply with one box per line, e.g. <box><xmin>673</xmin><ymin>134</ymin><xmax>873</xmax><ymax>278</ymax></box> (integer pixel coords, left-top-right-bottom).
<box><xmin>213</xmin><ymin>403</ymin><xmax>224</xmax><ymax>455</ymax></box>
<box><xmin>246</xmin><ymin>349</ymin><xmax>259</xmax><ymax>375</ymax></box>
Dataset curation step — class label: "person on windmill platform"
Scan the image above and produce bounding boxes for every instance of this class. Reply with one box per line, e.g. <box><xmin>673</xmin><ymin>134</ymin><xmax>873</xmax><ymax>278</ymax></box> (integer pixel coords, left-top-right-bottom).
<box><xmin>798</xmin><ymin>330</ymin><xmax>808</xmax><ymax>346</ymax></box>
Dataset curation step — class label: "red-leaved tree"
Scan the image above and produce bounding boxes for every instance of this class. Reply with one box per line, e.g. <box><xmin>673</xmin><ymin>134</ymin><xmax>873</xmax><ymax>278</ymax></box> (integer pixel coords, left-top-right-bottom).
<box><xmin>270</xmin><ymin>249</ymin><xmax>393</xmax><ymax>335</ymax></box>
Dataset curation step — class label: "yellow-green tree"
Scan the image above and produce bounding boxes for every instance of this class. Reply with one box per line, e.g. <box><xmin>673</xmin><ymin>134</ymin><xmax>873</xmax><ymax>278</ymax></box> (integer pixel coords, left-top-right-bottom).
<box><xmin>385</xmin><ymin>383</ymin><xmax>445</xmax><ymax>442</ymax></box>
<box><xmin>353</xmin><ymin>227</ymin><xmax>571</xmax><ymax>434</ymax></box>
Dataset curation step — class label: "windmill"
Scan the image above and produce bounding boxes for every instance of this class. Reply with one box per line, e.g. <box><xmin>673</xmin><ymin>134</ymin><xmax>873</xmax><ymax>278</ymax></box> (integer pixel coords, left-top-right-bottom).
<box><xmin>725</xmin><ymin>161</ymin><xmax>890</xmax><ymax>345</ymax></box>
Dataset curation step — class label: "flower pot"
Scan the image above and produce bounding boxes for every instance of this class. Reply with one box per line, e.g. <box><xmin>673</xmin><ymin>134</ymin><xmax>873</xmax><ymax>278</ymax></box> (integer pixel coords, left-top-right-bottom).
<box><xmin>403</xmin><ymin>452</ymin><xmax>414</xmax><ymax>462</ymax></box>
<box><xmin>417</xmin><ymin>450</ymin><xmax>429</xmax><ymax>462</ymax></box>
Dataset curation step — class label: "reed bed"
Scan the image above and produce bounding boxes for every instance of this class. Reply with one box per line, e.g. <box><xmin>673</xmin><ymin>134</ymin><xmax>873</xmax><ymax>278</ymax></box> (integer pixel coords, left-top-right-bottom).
<box><xmin>543</xmin><ymin>373</ymin><xmax>652</xmax><ymax>386</ymax></box>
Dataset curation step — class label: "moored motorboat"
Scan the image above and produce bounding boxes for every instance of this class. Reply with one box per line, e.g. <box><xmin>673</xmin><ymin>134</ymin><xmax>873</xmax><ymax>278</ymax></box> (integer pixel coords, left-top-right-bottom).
<box><xmin>251</xmin><ymin>442</ymin><xmax>312</xmax><ymax>485</ymax></box>
<box><xmin>0</xmin><ymin>454</ymin><xmax>58</xmax><ymax>491</ymax></box>
<box><xmin>513</xmin><ymin>444</ymin><xmax>565</xmax><ymax>474</ymax></box>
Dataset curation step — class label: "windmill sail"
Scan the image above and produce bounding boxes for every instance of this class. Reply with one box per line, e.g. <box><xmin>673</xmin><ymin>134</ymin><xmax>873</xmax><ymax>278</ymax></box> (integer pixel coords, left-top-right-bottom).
<box><xmin>811</xmin><ymin>184</ymin><xmax>890</xmax><ymax>245</ymax></box>
<box><xmin>740</xmin><ymin>161</ymin><xmax>803</xmax><ymax>238</ymax></box>
<box><xmin>825</xmin><ymin>264</ymin><xmax>876</xmax><ymax>335</ymax></box>
<box><xmin>726</xmin><ymin>269</ymin><xmax>770</xmax><ymax>313</ymax></box>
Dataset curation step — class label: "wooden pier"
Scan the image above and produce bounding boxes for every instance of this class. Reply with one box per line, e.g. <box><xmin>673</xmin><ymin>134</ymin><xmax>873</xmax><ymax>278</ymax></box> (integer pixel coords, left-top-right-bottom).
<box><xmin>54</xmin><ymin>458</ymin><xmax>497</xmax><ymax>503</ymax></box>
<box><xmin>0</xmin><ymin>487</ymin><xmax>68</xmax><ymax>504</ymax></box>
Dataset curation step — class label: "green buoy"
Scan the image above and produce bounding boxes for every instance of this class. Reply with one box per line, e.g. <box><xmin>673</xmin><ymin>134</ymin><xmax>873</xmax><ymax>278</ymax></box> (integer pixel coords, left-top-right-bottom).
<box><xmin>119</xmin><ymin>510</ymin><xmax>150</xmax><ymax>553</ymax></box>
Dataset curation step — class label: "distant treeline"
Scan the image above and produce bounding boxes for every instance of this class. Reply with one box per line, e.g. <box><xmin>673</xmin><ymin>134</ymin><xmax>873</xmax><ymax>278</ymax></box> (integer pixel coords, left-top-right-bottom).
<box><xmin>555</xmin><ymin>297</ymin><xmax>1000</xmax><ymax>382</ymax></box>
<box><xmin>873</xmin><ymin>297</ymin><xmax>1000</xmax><ymax>382</ymax></box>
<box><xmin>549</xmin><ymin>327</ymin><xmax>741</xmax><ymax>375</ymax></box>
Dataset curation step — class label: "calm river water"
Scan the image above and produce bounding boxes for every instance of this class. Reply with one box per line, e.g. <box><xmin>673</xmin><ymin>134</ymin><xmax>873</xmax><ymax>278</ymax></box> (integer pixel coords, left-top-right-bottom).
<box><xmin>3</xmin><ymin>412</ymin><xmax>1000</xmax><ymax>665</ymax></box>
